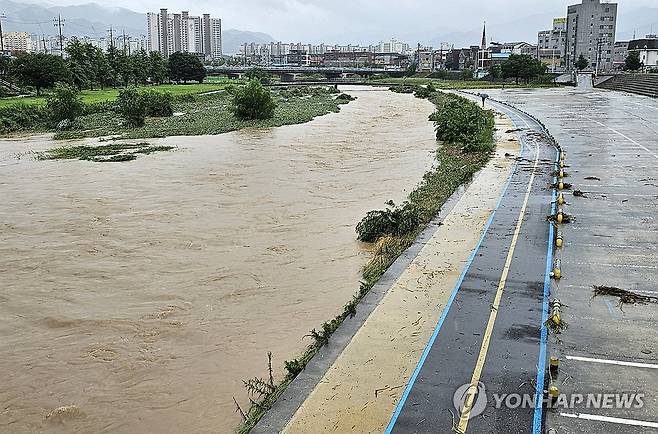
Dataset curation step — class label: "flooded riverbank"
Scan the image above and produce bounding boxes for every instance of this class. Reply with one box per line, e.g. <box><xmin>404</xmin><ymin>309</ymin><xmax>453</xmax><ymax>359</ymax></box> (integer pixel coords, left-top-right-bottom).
<box><xmin>0</xmin><ymin>87</ymin><xmax>437</xmax><ymax>433</ymax></box>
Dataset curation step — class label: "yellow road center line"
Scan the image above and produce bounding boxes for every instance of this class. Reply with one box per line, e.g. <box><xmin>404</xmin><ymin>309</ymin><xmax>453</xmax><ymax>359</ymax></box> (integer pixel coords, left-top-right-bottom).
<box><xmin>457</xmin><ymin>142</ymin><xmax>541</xmax><ymax>432</ymax></box>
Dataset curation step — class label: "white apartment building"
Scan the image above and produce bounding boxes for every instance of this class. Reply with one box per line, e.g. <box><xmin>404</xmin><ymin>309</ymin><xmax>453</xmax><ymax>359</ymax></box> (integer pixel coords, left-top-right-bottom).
<box><xmin>147</xmin><ymin>8</ymin><xmax>221</xmax><ymax>59</ymax></box>
<box><xmin>3</xmin><ymin>31</ymin><xmax>35</xmax><ymax>52</ymax></box>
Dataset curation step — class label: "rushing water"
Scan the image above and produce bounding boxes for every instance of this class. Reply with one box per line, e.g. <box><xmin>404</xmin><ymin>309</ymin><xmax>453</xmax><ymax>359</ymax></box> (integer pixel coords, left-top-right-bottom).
<box><xmin>0</xmin><ymin>87</ymin><xmax>437</xmax><ymax>433</ymax></box>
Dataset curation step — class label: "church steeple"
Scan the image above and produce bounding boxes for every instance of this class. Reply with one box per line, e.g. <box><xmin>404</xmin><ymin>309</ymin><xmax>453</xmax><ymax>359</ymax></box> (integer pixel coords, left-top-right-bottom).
<box><xmin>481</xmin><ymin>21</ymin><xmax>487</xmax><ymax>49</ymax></box>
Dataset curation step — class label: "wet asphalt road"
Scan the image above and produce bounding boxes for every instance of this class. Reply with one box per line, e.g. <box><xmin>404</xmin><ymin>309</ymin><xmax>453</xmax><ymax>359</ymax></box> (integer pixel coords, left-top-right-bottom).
<box><xmin>476</xmin><ymin>88</ymin><xmax>658</xmax><ymax>434</ymax></box>
<box><xmin>388</xmin><ymin>98</ymin><xmax>558</xmax><ymax>433</ymax></box>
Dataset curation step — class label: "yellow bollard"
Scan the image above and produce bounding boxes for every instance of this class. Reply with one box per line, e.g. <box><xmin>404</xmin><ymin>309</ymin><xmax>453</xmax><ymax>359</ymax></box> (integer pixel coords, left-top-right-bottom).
<box><xmin>559</xmin><ymin>169</ymin><xmax>564</xmax><ymax>178</ymax></box>
<box><xmin>550</xmin><ymin>299</ymin><xmax>562</xmax><ymax>323</ymax></box>
<box><xmin>548</xmin><ymin>385</ymin><xmax>560</xmax><ymax>402</ymax></box>
<box><xmin>552</xmin><ymin>260</ymin><xmax>562</xmax><ymax>279</ymax></box>
<box><xmin>559</xmin><ymin>160</ymin><xmax>565</xmax><ymax>168</ymax></box>
<box><xmin>558</xmin><ymin>181</ymin><xmax>564</xmax><ymax>190</ymax></box>
<box><xmin>550</xmin><ymin>357</ymin><xmax>560</xmax><ymax>375</ymax></box>
<box><xmin>557</xmin><ymin>193</ymin><xmax>565</xmax><ymax>205</ymax></box>
<box><xmin>557</xmin><ymin>209</ymin><xmax>564</xmax><ymax>224</ymax></box>
<box><xmin>556</xmin><ymin>230</ymin><xmax>563</xmax><ymax>248</ymax></box>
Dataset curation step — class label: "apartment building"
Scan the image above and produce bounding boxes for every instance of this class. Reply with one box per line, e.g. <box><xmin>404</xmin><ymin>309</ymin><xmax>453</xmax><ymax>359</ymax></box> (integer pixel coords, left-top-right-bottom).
<box><xmin>146</xmin><ymin>8</ymin><xmax>222</xmax><ymax>60</ymax></box>
<box><xmin>565</xmin><ymin>0</ymin><xmax>618</xmax><ymax>72</ymax></box>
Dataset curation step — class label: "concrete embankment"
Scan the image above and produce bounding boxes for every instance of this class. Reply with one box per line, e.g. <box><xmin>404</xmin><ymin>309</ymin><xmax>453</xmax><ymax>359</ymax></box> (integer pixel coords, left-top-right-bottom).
<box><xmin>255</xmin><ymin>113</ymin><xmax>521</xmax><ymax>433</ymax></box>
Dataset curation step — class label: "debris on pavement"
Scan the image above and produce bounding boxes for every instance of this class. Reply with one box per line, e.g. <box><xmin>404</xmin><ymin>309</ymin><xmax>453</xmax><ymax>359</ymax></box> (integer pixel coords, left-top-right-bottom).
<box><xmin>592</xmin><ymin>285</ymin><xmax>658</xmax><ymax>307</ymax></box>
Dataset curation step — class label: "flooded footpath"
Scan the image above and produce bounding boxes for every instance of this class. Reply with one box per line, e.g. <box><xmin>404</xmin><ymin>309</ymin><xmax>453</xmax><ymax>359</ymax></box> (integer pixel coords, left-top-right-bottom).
<box><xmin>0</xmin><ymin>86</ymin><xmax>437</xmax><ymax>433</ymax></box>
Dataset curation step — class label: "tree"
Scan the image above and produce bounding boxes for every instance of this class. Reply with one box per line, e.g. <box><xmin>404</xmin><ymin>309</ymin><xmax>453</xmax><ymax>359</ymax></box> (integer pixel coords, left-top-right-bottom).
<box><xmin>106</xmin><ymin>45</ymin><xmax>121</xmax><ymax>88</ymax></box>
<box><xmin>93</xmin><ymin>48</ymin><xmax>113</xmax><ymax>89</ymax></box>
<box><xmin>46</xmin><ymin>82</ymin><xmax>84</xmax><ymax>123</ymax></box>
<box><xmin>625</xmin><ymin>51</ymin><xmax>642</xmax><ymax>71</ymax></box>
<box><xmin>10</xmin><ymin>53</ymin><xmax>69</xmax><ymax>95</ymax></box>
<box><xmin>501</xmin><ymin>54</ymin><xmax>546</xmax><ymax>84</ymax></box>
<box><xmin>148</xmin><ymin>51</ymin><xmax>168</xmax><ymax>85</ymax></box>
<box><xmin>488</xmin><ymin>64</ymin><xmax>502</xmax><ymax>82</ymax></box>
<box><xmin>116</xmin><ymin>86</ymin><xmax>146</xmax><ymax>127</ymax></box>
<box><xmin>230</xmin><ymin>79</ymin><xmax>276</xmax><ymax>120</ymax></box>
<box><xmin>66</xmin><ymin>38</ymin><xmax>95</xmax><ymax>89</ymax></box>
<box><xmin>575</xmin><ymin>55</ymin><xmax>589</xmax><ymax>71</ymax></box>
<box><xmin>168</xmin><ymin>52</ymin><xmax>206</xmax><ymax>83</ymax></box>
<box><xmin>461</xmin><ymin>68</ymin><xmax>474</xmax><ymax>81</ymax></box>
<box><xmin>0</xmin><ymin>55</ymin><xmax>12</xmax><ymax>77</ymax></box>
<box><xmin>245</xmin><ymin>67</ymin><xmax>271</xmax><ymax>84</ymax></box>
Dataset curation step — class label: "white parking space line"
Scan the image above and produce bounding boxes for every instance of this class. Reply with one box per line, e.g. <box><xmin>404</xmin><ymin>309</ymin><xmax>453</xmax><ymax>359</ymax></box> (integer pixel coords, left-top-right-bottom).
<box><xmin>566</xmin><ymin>355</ymin><xmax>658</xmax><ymax>369</ymax></box>
<box><xmin>579</xmin><ymin>192</ymin><xmax>658</xmax><ymax>198</ymax></box>
<box><xmin>559</xmin><ymin>412</ymin><xmax>658</xmax><ymax>428</ymax></box>
<box><xmin>579</xmin><ymin>115</ymin><xmax>658</xmax><ymax>160</ymax></box>
<box><xmin>571</xmin><ymin>261</ymin><xmax>658</xmax><ymax>269</ymax></box>
<box><xmin>577</xmin><ymin>243</ymin><xmax>657</xmax><ymax>250</ymax></box>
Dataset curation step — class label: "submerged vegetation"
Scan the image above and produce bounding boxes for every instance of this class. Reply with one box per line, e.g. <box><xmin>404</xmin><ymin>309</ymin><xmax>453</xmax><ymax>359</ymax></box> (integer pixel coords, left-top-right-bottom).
<box><xmin>1</xmin><ymin>84</ymin><xmax>353</xmax><ymax>139</ymax></box>
<box><xmin>236</xmin><ymin>88</ymin><xmax>495</xmax><ymax>433</ymax></box>
<box><xmin>40</xmin><ymin>142</ymin><xmax>174</xmax><ymax>162</ymax></box>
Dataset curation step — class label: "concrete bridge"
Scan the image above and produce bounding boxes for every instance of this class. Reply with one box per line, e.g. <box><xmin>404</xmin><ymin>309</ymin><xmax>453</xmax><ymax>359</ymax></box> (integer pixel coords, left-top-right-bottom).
<box><xmin>205</xmin><ymin>66</ymin><xmax>406</xmax><ymax>81</ymax></box>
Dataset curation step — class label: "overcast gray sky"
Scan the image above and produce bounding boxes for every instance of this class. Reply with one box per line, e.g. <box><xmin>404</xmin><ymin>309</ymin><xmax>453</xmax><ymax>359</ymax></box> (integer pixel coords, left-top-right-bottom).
<box><xmin>36</xmin><ymin>0</ymin><xmax>658</xmax><ymax>43</ymax></box>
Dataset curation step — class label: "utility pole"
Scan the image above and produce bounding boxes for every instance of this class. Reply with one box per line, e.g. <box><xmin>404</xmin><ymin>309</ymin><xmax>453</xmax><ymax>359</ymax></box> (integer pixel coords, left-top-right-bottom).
<box><xmin>108</xmin><ymin>26</ymin><xmax>114</xmax><ymax>50</ymax></box>
<box><xmin>42</xmin><ymin>35</ymin><xmax>47</xmax><ymax>53</ymax></box>
<box><xmin>595</xmin><ymin>37</ymin><xmax>603</xmax><ymax>76</ymax></box>
<box><xmin>54</xmin><ymin>14</ymin><xmax>65</xmax><ymax>57</ymax></box>
<box><xmin>0</xmin><ymin>14</ymin><xmax>6</xmax><ymax>52</ymax></box>
<box><xmin>122</xmin><ymin>30</ymin><xmax>127</xmax><ymax>54</ymax></box>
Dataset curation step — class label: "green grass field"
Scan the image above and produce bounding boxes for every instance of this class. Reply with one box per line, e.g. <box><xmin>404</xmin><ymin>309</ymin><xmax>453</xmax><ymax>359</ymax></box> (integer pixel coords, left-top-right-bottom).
<box><xmin>0</xmin><ymin>82</ymin><xmax>237</xmax><ymax>108</ymax></box>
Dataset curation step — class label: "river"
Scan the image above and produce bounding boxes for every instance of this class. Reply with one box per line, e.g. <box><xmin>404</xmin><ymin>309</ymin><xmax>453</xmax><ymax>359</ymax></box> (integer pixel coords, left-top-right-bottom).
<box><xmin>0</xmin><ymin>86</ymin><xmax>437</xmax><ymax>433</ymax></box>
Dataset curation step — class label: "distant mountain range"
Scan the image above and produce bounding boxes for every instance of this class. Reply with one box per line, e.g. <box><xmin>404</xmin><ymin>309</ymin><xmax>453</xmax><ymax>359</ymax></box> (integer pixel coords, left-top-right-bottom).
<box><xmin>0</xmin><ymin>0</ymin><xmax>275</xmax><ymax>54</ymax></box>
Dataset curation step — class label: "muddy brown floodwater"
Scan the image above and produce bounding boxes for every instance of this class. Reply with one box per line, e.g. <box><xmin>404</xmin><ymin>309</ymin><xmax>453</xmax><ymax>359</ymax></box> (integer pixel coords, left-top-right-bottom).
<box><xmin>0</xmin><ymin>86</ymin><xmax>437</xmax><ymax>433</ymax></box>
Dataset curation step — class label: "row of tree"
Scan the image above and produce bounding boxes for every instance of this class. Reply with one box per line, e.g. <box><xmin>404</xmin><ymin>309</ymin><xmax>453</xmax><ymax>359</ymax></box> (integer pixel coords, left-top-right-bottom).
<box><xmin>5</xmin><ymin>39</ymin><xmax>207</xmax><ymax>95</ymax></box>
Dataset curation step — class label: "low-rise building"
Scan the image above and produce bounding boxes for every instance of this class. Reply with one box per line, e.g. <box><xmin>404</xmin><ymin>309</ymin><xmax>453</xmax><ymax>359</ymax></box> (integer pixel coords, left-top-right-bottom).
<box><xmin>628</xmin><ymin>36</ymin><xmax>658</xmax><ymax>70</ymax></box>
<box><xmin>613</xmin><ymin>41</ymin><xmax>629</xmax><ymax>70</ymax></box>
<box><xmin>538</xmin><ymin>18</ymin><xmax>567</xmax><ymax>72</ymax></box>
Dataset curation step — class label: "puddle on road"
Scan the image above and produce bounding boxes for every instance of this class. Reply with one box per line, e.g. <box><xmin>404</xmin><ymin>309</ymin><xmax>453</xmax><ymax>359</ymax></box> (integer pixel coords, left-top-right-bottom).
<box><xmin>0</xmin><ymin>87</ymin><xmax>437</xmax><ymax>433</ymax></box>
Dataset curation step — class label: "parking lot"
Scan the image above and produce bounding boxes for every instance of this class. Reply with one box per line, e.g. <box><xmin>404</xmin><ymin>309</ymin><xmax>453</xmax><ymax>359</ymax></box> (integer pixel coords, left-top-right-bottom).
<box><xmin>484</xmin><ymin>87</ymin><xmax>658</xmax><ymax>433</ymax></box>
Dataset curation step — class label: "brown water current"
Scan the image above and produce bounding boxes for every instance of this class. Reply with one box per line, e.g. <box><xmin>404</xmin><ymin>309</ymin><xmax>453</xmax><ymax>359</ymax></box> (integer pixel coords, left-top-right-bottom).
<box><xmin>0</xmin><ymin>87</ymin><xmax>437</xmax><ymax>433</ymax></box>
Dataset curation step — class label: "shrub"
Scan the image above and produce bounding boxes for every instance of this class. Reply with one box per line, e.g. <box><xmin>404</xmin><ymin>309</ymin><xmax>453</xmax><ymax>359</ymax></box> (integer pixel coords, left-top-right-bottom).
<box><xmin>116</xmin><ymin>86</ymin><xmax>146</xmax><ymax>127</ymax></box>
<box><xmin>83</xmin><ymin>100</ymin><xmax>115</xmax><ymax>115</ymax></box>
<box><xmin>356</xmin><ymin>201</ymin><xmax>420</xmax><ymax>242</ymax></box>
<box><xmin>0</xmin><ymin>103</ymin><xmax>48</xmax><ymax>133</ymax></box>
<box><xmin>174</xmin><ymin>93</ymin><xmax>196</xmax><ymax>103</ymax></box>
<box><xmin>428</xmin><ymin>70</ymin><xmax>449</xmax><ymax>80</ymax></box>
<box><xmin>230</xmin><ymin>79</ymin><xmax>276</xmax><ymax>120</ymax></box>
<box><xmin>246</xmin><ymin>67</ymin><xmax>272</xmax><ymax>84</ymax></box>
<box><xmin>413</xmin><ymin>86</ymin><xmax>432</xmax><ymax>99</ymax></box>
<box><xmin>45</xmin><ymin>82</ymin><xmax>84</xmax><ymax>124</ymax></box>
<box><xmin>336</xmin><ymin>92</ymin><xmax>356</xmax><ymax>102</ymax></box>
<box><xmin>390</xmin><ymin>84</ymin><xmax>416</xmax><ymax>94</ymax></box>
<box><xmin>141</xmin><ymin>90</ymin><xmax>173</xmax><ymax>117</ymax></box>
<box><xmin>430</xmin><ymin>94</ymin><xmax>494</xmax><ymax>152</ymax></box>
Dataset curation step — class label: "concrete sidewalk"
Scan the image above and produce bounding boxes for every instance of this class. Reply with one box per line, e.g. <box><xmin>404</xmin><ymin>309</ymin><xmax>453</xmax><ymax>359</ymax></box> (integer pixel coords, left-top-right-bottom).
<box><xmin>258</xmin><ymin>114</ymin><xmax>522</xmax><ymax>434</ymax></box>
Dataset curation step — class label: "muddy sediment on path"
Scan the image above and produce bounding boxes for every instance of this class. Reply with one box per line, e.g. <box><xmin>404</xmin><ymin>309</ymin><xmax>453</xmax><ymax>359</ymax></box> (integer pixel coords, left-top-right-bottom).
<box><xmin>0</xmin><ymin>87</ymin><xmax>437</xmax><ymax>433</ymax></box>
